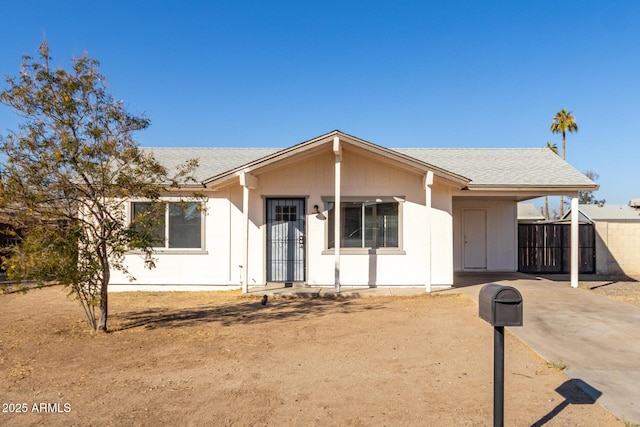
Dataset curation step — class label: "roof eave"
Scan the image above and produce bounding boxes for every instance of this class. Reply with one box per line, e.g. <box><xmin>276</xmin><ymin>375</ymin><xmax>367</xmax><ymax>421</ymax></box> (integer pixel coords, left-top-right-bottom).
<box><xmin>155</xmin><ymin>182</ymin><xmax>206</xmax><ymax>190</ymax></box>
<box><xmin>465</xmin><ymin>184</ymin><xmax>599</xmax><ymax>193</ymax></box>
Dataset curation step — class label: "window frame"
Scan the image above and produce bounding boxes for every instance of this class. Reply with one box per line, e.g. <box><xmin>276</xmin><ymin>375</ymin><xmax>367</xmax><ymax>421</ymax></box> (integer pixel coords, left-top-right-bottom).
<box><xmin>321</xmin><ymin>196</ymin><xmax>405</xmax><ymax>255</ymax></box>
<box><xmin>129</xmin><ymin>199</ymin><xmax>206</xmax><ymax>253</ymax></box>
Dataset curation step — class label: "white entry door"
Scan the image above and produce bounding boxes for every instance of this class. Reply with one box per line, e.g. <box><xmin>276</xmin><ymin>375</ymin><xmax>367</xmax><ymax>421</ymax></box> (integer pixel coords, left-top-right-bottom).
<box><xmin>463</xmin><ymin>209</ymin><xmax>487</xmax><ymax>270</ymax></box>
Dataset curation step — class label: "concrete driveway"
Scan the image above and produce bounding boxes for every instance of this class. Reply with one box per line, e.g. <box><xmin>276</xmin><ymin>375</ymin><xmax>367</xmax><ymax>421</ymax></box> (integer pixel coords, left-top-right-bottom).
<box><xmin>448</xmin><ymin>273</ymin><xmax>640</xmax><ymax>425</ymax></box>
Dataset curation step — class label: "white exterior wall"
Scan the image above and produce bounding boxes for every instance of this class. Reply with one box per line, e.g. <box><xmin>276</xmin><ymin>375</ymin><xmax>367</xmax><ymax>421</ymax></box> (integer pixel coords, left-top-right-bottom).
<box><xmin>254</xmin><ymin>149</ymin><xmax>453</xmax><ymax>287</ymax></box>
<box><xmin>110</xmin><ymin>192</ymin><xmax>243</xmax><ymax>290</ymax></box>
<box><xmin>431</xmin><ymin>183</ymin><xmax>454</xmax><ymax>285</ymax></box>
<box><xmin>452</xmin><ymin>199</ymin><xmax>517</xmax><ymax>272</ymax></box>
<box><xmin>111</xmin><ymin>148</ymin><xmax>456</xmax><ymax>290</ymax></box>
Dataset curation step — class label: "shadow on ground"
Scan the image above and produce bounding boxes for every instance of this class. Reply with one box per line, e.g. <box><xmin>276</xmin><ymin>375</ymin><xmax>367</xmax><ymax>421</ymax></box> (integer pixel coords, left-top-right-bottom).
<box><xmin>452</xmin><ymin>272</ymin><xmax>542</xmax><ymax>288</ymax></box>
<box><xmin>113</xmin><ymin>296</ymin><xmax>387</xmax><ymax>331</ymax></box>
<box><xmin>535</xmin><ymin>273</ymin><xmax>638</xmax><ymax>284</ymax></box>
<box><xmin>531</xmin><ymin>379</ymin><xmax>602</xmax><ymax>426</ymax></box>
<box><xmin>452</xmin><ymin>272</ymin><xmax>638</xmax><ymax>289</ymax></box>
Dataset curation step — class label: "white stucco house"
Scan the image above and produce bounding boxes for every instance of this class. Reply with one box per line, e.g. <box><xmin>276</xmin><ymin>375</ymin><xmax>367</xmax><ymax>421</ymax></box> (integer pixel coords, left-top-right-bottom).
<box><xmin>110</xmin><ymin>130</ymin><xmax>597</xmax><ymax>292</ymax></box>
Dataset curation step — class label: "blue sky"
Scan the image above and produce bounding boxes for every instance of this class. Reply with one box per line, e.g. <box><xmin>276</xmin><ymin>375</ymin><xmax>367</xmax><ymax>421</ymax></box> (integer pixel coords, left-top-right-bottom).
<box><xmin>1</xmin><ymin>1</ymin><xmax>638</xmax><ymax>204</ymax></box>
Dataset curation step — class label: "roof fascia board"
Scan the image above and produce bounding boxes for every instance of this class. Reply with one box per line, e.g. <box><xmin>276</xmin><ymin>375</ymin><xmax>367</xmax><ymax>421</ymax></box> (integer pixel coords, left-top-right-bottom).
<box><xmin>561</xmin><ymin>208</ymin><xmax>595</xmax><ymax>223</ymax></box>
<box><xmin>465</xmin><ymin>185</ymin><xmax>598</xmax><ymax>193</ymax></box>
<box><xmin>455</xmin><ymin>189</ymin><xmax>583</xmax><ymax>199</ymax></box>
<box><xmin>155</xmin><ymin>183</ymin><xmax>205</xmax><ymax>190</ymax></box>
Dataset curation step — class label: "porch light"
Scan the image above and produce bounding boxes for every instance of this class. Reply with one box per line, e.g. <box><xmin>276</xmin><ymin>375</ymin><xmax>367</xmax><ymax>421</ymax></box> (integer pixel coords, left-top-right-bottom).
<box><xmin>313</xmin><ymin>204</ymin><xmax>326</xmax><ymax>220</ymax></box>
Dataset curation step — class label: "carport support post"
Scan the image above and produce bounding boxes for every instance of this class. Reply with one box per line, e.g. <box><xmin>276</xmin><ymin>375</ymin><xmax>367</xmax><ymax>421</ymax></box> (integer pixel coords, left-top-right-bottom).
<box><xmin>494</xmin><ymin>326</ymin><xmax>505</xmax><ymax>427</ymax></box>
<box><xmin>570</xmin><ymin>196</ymin><xmax>579</xmax><ymax>288</ymax></box>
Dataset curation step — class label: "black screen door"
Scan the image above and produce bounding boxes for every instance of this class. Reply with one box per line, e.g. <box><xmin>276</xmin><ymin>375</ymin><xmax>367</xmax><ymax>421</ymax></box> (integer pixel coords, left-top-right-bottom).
<box><xmin>266</xmin><ymin>198</ymin><xmax>305</xmax><ymax>282</ymax></box>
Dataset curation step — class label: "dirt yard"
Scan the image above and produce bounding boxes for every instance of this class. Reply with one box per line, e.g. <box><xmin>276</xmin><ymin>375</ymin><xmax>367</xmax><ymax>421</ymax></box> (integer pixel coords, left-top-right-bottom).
<box><xmin>0</xmin><ymin>286</ymin><xmax>623</xmax><ymax>426</ymax></box>
<box><xmin>579</xmin><ymin>276</ymin><xmax>640</xmax><ymax>308</ymax></box>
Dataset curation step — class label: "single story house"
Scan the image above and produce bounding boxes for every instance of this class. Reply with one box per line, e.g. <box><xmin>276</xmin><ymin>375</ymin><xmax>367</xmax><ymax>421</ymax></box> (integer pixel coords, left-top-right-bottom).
<box><xmin>562</xmin><ymin>203</ymin><xmax>640</xmax><ymax>276</ymax></box>
<box><xmin>110</xmin><ymin>130</ymin><xmax>597</xmax><ymax>292</ymax></box>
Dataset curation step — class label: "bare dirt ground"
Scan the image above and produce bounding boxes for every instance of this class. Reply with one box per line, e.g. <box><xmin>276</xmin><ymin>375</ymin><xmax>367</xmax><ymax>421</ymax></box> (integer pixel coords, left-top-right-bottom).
<box><xmin>0</xmin><ymin>286</ymin><xmax>625</xmax><ymax>426</ymax></box>
<box><xmin>579</xmin><ymin>276</ymin><xmax>640</xmax><ymax>308</ymax></box>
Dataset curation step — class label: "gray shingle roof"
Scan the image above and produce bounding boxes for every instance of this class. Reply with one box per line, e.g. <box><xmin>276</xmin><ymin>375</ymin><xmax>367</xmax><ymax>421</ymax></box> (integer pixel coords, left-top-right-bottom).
<box><xmin>578</xmin><ymin>204</ymin><xmax>640</xmax><ymax>222</ymax></box>
<box><xmin>394</xmin><ymin>148</ymin><xmax>595</xmax><ymax>187</ymax></box>
<box><xmin>142</xmin><ymin>145</ymin><xmax>595</xmax><ymax>189</ymax></box>
<box><xmin>141</xmin><ymin>147</ymin><xmax>280</xmax><ymax>183</ymax></box>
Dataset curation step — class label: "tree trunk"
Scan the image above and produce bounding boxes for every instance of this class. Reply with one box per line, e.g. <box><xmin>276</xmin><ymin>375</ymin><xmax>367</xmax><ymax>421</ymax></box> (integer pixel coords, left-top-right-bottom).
<box><xmin>544</xmin><ymin>196</ymin><xmax>549</xmax><ymax>220</ymax></box>
<box><xmin>97</xmin><ymin>241</ymin><xmax>110</xmax><ymax>332</ymax></box>
<box><xmin>98</xmin><ymin>280</ymin><xmax>108</xmax><ymax>332</ymax></box>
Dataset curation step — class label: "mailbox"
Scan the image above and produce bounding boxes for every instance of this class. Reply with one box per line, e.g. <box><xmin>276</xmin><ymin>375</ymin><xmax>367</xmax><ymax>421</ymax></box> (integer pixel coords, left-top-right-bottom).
<box><xmin>479</xmin><ymin>284</ymin><xmax>523</xmax><ymax>327</ymax></box>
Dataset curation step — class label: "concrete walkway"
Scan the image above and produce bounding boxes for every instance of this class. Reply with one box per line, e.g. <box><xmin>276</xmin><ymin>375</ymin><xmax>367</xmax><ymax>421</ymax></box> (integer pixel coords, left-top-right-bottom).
<box><xmin>447</xmin><ymin>273</ymin><xmax>640</xmax><ymax>425</ymax></box>
<box><xmin>247</xmin><ymin>283</ymin><xmax>428</xmax><ymax>298</ymax></box>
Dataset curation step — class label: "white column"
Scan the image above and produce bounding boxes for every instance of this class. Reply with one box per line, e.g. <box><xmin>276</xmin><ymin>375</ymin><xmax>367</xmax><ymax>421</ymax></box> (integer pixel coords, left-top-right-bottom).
<box><xmin>570</xmin><ymin>196</ymin><xmax>579</xmax><ymax>288</ymax></box>
<box><xmin>240</xmin><ymin>172</ymin><xmax>258</xmax><ymax>294</ymax></box>
<box><xmin>424</xmin><ymin>171</ymin><xmax>434</xmax><ymax>293</ymax></box>
<box><xmin>241</xmin><ymin>185</ymin><xmax>250</xmax><ymax>293</ymax></box>
<box><xmin>333</xmin><ymin>136</ymin><xmax>341</xmax><ymax>293</ymax></box>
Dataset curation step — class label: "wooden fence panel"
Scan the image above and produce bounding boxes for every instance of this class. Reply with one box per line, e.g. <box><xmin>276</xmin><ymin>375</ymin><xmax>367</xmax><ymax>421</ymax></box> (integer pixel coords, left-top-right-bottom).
<box><xmin>518</xmin><ymin>224</ymin><xmax>595</xmax><ymax>274</ymax></box>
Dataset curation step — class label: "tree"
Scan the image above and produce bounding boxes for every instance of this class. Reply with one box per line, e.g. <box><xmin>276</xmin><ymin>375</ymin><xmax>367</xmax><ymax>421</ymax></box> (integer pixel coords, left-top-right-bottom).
<box><xmin>544</xmin><ymin>141</ymin><xmax>558</xmax><ymax>220</ymax></box>
<box><xmin>0</xmin><ymin>42</ymin><xmax>198</xmax><ymax>332</ymax></box>
<box><xmin>550</xmin><ymin>108</ymin><xmax>578</xmax><ymax>216</ymax></box>
<box><xmin>579</xmin><ymin>170</ymin><xmax>605</xmax><ymax>205</ymax></box>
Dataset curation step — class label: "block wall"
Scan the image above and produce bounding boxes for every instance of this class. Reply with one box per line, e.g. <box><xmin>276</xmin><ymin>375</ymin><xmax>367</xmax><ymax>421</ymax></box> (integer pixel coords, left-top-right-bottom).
<box><xmin>595</xmin><ymin>222</ymin><xmax>640</xmax><ymax>276</ymax></box>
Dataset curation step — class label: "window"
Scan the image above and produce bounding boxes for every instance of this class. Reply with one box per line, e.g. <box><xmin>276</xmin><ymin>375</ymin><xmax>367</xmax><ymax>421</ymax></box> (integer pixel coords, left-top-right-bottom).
<box><xmin>131</xmin><ymin>201</ymin><xmax>203</xmax><ymax>249</ymax></box>
<box><xmin>275</xmin><ymin>205</ymin><xmax>297</xmax><ymax>222</ymax></box>
<box><xmin>328</xmin><ymin>201</ymin><xmax>399</xmax><ymax>249</ymax></box>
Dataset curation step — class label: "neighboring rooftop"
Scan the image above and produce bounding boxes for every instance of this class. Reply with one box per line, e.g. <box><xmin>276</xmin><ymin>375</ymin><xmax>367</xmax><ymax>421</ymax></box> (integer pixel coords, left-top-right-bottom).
<box><xmin>630</xmin><ymin>198</ymin><xmax>640</xmax><ymax>208</ymax></box>
<box><xmin>571</xmin><ymin>204</ymin><xmax>640</xmax><ymax>222</ymax></box>
<box><xmin>517</xmin><ymin>202</ymin><xmax>544</xmax><ymax>222</ymax></box>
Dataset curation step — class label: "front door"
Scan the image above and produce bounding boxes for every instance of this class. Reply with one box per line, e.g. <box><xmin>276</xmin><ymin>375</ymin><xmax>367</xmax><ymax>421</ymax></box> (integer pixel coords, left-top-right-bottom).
<box><xmin>463</xmin><ymin>209</ymin><xmax>487</xmax><ymax>270</ymax></box>
<box><xmin>266</xmin><ymin>198</ymin><xmax>305</xmax><ymax>282</ymax></box>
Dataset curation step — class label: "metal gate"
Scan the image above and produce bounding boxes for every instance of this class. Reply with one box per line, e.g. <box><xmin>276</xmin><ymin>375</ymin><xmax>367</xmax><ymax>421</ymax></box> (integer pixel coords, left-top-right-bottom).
<box><xmin>518</xmin><ymin>223</ymin><xmax>595</xmax><ymax>274</ymax></box>
<box><xmin>266</xmin><ymin>198</ymin><xmax>305</xmax><ymax>282</ymax></box>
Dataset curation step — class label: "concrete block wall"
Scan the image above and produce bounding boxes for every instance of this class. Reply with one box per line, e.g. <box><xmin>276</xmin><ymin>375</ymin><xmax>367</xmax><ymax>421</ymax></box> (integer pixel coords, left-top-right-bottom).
<box><xmin>594</xmin><ymin>222</ymin><xmax>640</xmax><ymax>276</ymax></box>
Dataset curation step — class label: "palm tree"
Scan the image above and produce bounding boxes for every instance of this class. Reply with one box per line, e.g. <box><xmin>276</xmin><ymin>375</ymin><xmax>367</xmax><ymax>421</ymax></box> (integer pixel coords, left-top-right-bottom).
<box><xmin>550</xmin><ymin>108</ymin><xmax>578</xmax><ymax>215</ymax></box>
<box><xmin>544</xmin><ymin>141</ymin><xmax>558</xmax><ymax>220</ymax></box>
